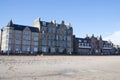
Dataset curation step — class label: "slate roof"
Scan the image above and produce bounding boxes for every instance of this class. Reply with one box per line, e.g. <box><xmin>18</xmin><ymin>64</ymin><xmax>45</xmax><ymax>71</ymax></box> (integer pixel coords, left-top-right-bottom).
<box><xmin>102</xmin><ymin>41</ymin><xmax>110</xmax><ymax>45</ymax></box>
<box><xmin>7</xmin><ymin>23</ymin><xmax>39</xmax><ymax>33</ymax></box>
<box><xmin>76</xmin><ymin>38</ymin><xmax>91</xmax><ymax>43</ymax></box>
<box><xmin>6</xmin><ymin>20</ymin><xmax>39</xmax><ymax>32</ymax></box>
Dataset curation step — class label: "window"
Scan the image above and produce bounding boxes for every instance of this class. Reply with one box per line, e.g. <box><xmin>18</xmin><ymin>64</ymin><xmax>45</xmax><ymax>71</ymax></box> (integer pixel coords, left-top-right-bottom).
<box><xmin>79</xmin><ymin>40</ymin><xmax>82</xmax><ymax>42</ymax></box>
<box><xmin>33</xmin><ymin>33</ymin><xmax>38</xmax><ymax>36</ymax></box>
<box><xmin>42</xmin><ymin>34</ymin><xmax>47</xmax><ymax>38</ymax></box>
<box><xmin>23</xmin><ymin>41</ymin><xmax>26</xmax><ymax>45</ymax></box>
<box><xmin>48</xmin><ymin>28</ymin><xmax>52</xmax><ymax>33</ymax></box>
<box><xmin>23</xmin><ymin>35</ymin><xmax>31</xmax><ymax>40</ymax></box>
<box><xmin>56</xmin><ymin>30</ymin><xmax>60</xmax><ymax>34</ymax></box>
<box><xmin>22</xmin><ymin>46</ymin><xmax>30</xmax><ymax>52</ymax></box>
<box><xmin>42</xmin><ymin>40</ymin><xmax>47</xmax><ymax>45</ymax></box>
<box><xmin>56</xmin><ymin>35</ymin><xmax>58</xmax><ymax>40</ymax></box>
<box><xmin>43</xmin><ymin>21</ymin><xmax>46</xmax><ymax>26</ymax></box>
<box><xmin>34</xmin><ymin>42</ymin><xmax>38</xmax><ymax>46</ymax></box>
<box><xmin>34</xmin><ymin>37</ymin><xmax>38</xmax><ymax>41</ymax></box>
<box><xmin>34</xmin><ymin>47</ymin><xmax>38</xmax><ymax>52</ymax></box>
<box><xmin>16</xmin><ymin>40</ymin><xmax>21</xmax><ymax>44</ymax></box>
<box><xmin>64</xmin><ymin>31</ymin><xmax>66</xmax><ymax>34</ymax></box>
<box><xmin>52</xmin><ymin>41</ymin><xmax>55</xmax><ymax>46</ymax></box>
<box><xmin>56</xmin><ymin>41</ymin><xmax>59</xmax><ymax>46</ymax></box>
<box><xmin>28</xmin><ymin>35</ymin><xmax>31</xmax><ymax>40</ymax></box>
<box><xmin>15</xmin><ymin>45</ymin><xmax>19</xmax><ymax>51</ymax></box>
<box><xmin>48</xmin><ymin>40</ymin><xmax>51</xmax><ymax>46</ymax></box>
<box><xmin>48</xmin><ymin>28</ymin><xmax>55</xmax><ymax>33</ymax></box>
<box><xmin>63</xmin><ymin>36</ymin><xmax>66</xmax><ymax>40</ymax></box>
<box><xmin>27</xmin><ymin>47</ymin><xmax>30</xmax><ymax>51</ymax></box>
<box><xmin>15</xmin><ymin>35</ymin><xmax>21</xmax><ymax>40</ymax></box>
<box><xmin>27</xmin><ymin>41</ymin><xmax>30</xmax><ymax>45</ymax></box>
<box><xmin>67</xmin><ymin>30</ymin><xmax>71</xmax><ymax>35</ymax></box>
<box><xmin>52</xmin><ymin>28</ymin><xmax>55</xmax><ymax>33</ymax></box>
<box><xmin>63</xmin><ymin>42</ymin><xmax>66</xmax><ymax>47</ymax></box>
<box><xmin>67</xmin><ymin>48</ymin><xmax>72</xmax><ymax>53</ymax></box>
<box><xmin>23</xmin><ymin>31</ymin><xmax>31</xmax><ymax>35</ymax></box>
<box><xmin>67</xmin><ymin>42</ymin><xmax>71</xmax><ymax>47</ymax></box>
<box><xmin>51</xmin><ymin>35</ymin><xmax>55</xmax><ymax>40</ymax></box>
<box><xmin>59</xmin><ymin>36</ymin><xmax>62</xmax><ymax>40</ymax></box>
<box><xmin>67</xmin><ymin>36</ymin><xmax>71</xmax><ymax>41</ymax></box>
<box><xmin>51</xmin><ymin>48</ymin><xmax>56</xmax><ymax>53</ymax></box>
<box><xmin>84</xmin><ymin>40</ymin><xmax>87</xmax><ymax>43</ymax></box>
<box><xmin>15</xmin><ymin>30</ymin><xmax>21</xmax><ymax>34</ymax></box>
<box><xmin>42</xmin><ymin>27</ymin><xmax>47</xmax><ymax>32</ymax></box>
<box><xmin>60</xmin><ymin>41</ymin><xmax>63</xmax><ymax>47</ymax></box>
<box><xmin>42</xmin><ymin>47</ymin><xmax>47</xmax><ymax>52</ymax></box>
<box><xmin>59</xmin><ymin>48</ymin><xmax>64</xmax><ymax>52</ymax></box>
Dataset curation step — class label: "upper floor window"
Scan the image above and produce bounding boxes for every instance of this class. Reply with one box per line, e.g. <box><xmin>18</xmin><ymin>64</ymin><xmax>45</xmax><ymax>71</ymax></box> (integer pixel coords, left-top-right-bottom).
<box><xmin>67</xmin><ymin>36</ymin><xmax>71</xmax><ymax>41</ymax></box>
<box><xmin>42</xmin><ymin>34</ymin><xmax>47</xmax><ymax>39</ymax></box>
<box><xmin>42</xmin><ymin>27</ymin><xmax>47</xmax><ymax>32</ymax></box>
<box><xmin>79</xmin><ymin>40</ymin><xmax>82</xmax><ymax>42</ymax></box>
<box><xmin>23</xmin><ymin>31</ymin><xmax>31</xmax><ymax>35</ymax></box>
<box><xmin>33</xmin><ymin>33</ymin><xmax>39</xmax><ymax>36</ymax></box>
<box><xmin>84</xmin><ymin>40</ymin><xmax>87</xmax><ymax>43</ymax></box>
<box><xmin>67</xmin><ymin>30</ymin><xmax>71</xmax><ymax>35</ymax></box>
<box><xmin>34</xmin><ymin>42</ymin><xmax>38</xmax><ymax>46</ymax></box>
<box><xmin>42</xmin><ymin>40</ymin><xmax>47</xmax><ymax>46</ymax></box>
<box><xmin>34</xmin><ymin>37</ymin><xmax>39</xmax><ymax>41</ymax></box>
<box><xmin>15</xmin><ymin>30</ymin><xmax>21</xmax><ymax>34</ymax></box>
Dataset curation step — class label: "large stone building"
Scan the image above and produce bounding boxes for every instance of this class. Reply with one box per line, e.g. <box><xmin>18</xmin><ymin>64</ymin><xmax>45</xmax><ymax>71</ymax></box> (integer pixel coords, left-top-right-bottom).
<box><xmin>0</xmin><ymin>20</ymin><xmax>39</xmax><ymax>54</ymax></box>
<box><xmin>73</xmin><ymin>34</ymin><xmax>114</xmax><ymax>55</ymax></box>
<box><xmin>34</xmin><ymin>18</ymin><xmax>73</xmax><ymax>54</ymax></box>
<box><xmin>0</xmin><ymin>18</ymin><xmax>73</xmax><ymax>54</ymax></box>
<box><xmin>0</xmin><ymin>18</ymin><xmax>116</xmax><ymax>55</ymax></box>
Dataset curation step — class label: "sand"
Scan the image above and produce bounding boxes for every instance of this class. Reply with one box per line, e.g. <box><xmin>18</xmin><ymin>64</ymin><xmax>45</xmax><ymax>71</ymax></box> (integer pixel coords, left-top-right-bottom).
<box><xmin>0</xmin><ymin>56</ymin><xmax>120</xmax><ymax>80</ymax></box>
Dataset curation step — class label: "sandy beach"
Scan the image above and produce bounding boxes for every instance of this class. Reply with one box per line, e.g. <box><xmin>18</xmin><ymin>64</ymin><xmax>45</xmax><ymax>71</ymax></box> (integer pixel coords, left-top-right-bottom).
<box><xmin>0</xmin><ymin>56</ymin><xmax>120</xmax><ymax>80</ymax></box>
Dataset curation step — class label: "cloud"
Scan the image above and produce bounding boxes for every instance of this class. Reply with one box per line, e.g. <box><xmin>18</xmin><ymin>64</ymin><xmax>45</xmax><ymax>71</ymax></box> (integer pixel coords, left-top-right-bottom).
<box><xmin>104</xmin><ymin>31</ymin><xmax>120</xmax><ymax>45</ymax></box>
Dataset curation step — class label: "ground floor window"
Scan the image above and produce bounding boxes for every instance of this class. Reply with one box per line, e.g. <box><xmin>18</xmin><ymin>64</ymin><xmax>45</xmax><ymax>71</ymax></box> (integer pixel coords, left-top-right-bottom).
<box><xmin>22</xmin><ymin>46</ymin><xmax>30</xmax><ymax>52</ymax></box>
<box><xmin>42</xmin><ymin>47</ymin><xmax>47</xmax><ymax>52</ymax></box>
<box><xmin>59</xmin><ymin>48</ymin><xmax>64</xmax><ymax>52</ymax></box>
<box><xmin>34</xmin><ymin>47</ymin><xmax>38</xmax><ymax>52</ymax></box>
<box><xmin>51</xmin><ymin>48</ymin><xmax>56</xmax><ymax>53</ymax></box>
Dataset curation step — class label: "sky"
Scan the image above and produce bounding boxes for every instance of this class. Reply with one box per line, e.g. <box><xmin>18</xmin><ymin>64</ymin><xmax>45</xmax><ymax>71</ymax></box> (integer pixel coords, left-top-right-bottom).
<box><xmin>0</xmin><ymin>0</ymin><xmax>120</xmax><ymax>45</ymax></box>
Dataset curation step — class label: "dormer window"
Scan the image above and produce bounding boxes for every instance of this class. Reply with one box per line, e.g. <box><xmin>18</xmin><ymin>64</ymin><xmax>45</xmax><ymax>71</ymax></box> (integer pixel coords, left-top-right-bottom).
<box><xmin>79</xmin><ymin>40</ymin><xmax>82</xmax><ymax>42</ymax></box>
<box><xmin>43</xmin><ymin>21</ymin><xmax>46</xmax><ymax>26</ymax></box>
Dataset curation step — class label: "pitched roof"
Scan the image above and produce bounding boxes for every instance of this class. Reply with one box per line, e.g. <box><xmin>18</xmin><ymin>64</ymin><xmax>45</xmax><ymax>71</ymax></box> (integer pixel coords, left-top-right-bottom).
<box><xmin>76</xmin><ymin>38</ymin><xmax>91</xmax><ymax>43</ymax></box>
<box><xmin>8</xmin><ymin>24</ymin><xmax>39</xmax><ymax>33</ymax></box>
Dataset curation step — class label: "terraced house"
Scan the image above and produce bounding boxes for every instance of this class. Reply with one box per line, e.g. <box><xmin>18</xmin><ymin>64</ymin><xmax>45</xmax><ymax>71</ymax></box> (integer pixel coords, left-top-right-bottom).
<box><xmin>73</xmin><ymin>34</ymin><xmax>114</xmax><ymax>55</ymax></box>
<box><xmin>0</xmin><ymin>18</ymin><xmax>73</xmax><ymax>54</ymax></box>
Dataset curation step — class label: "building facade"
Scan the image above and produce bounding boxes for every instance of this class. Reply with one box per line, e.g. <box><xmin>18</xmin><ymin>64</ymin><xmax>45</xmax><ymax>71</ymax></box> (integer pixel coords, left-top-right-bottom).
<box><xmin>0</xmin><ymin>18</ymin><xmax>116</xmax><ymax>55</ymax></box>
<box><xmin>0</xmin><ymin>18</ymin><xmax>73</xmax><ymax>54</ymax></box>
<box><xmin>73</xmin><ymin>35</ymin><xmax>114</xmax><ymax>55</ymax></box>
<box><xmin>0</xmin><ymin>20</ymin><xmax>39</xmax><ymax>54</ymax></box>
<box><xmin>33</xmin><ymin>18</ymin><xmax>73</xmax><ymax>54</ymax></box>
